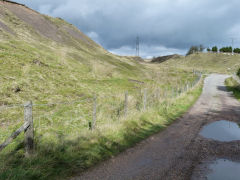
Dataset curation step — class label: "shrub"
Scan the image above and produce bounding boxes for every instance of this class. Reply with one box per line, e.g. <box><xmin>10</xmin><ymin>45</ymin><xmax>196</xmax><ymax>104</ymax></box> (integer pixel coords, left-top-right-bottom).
<box><xmin>212</xmin><ymin>46</ymin><xmax>218</xmax><ymax>52</ymax></box>
<box><xmin>199</xmin><ymin>45</ymin><xmax>205</xmax><ymax>52</ymax></box>
<box><xmin>234</xmin><ymin>48</ymin><xmax>240</xmax><ymax>54</ymax></box>
<box><xmin>237</xmin><ymin>68</ymin><xmax>240</xmax><ymax>77</ymax></box>
<box><xmin>186</xmin><ymin>45</ymin><xmax>205</xmax><ymax>56</ymax></box>
<box><xmin>220</xmin><ymin>46</ymin><xmax>232</xmax><ymax>53</ymax></box>
<box><xmin>186</xmin><ymin>46</ymin><xmax>199</xmax><ymax>56</ymax></box>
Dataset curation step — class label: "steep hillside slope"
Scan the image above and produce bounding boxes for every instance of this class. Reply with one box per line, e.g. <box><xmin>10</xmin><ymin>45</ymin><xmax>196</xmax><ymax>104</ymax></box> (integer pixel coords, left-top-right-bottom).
<box><xmin>0</xmin><ymin>0</ymin><xmax>148</xmax><ymax>104</ymax></box>
<box><xmin>0</xmin><ymin>0</ymin><xmax>196</xmax><ymax>105</ymax></box>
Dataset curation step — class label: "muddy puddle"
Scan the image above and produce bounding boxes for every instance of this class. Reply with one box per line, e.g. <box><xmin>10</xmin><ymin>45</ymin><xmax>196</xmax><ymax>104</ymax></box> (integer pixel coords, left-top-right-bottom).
<box><xmin>200</xmin><ymin>120</ymin><xmax>240</xmax><ymax>142</ymax></box>
<box><xmin>206</xmin><ymin>159</ymin><xmax>240</xmax><ymax>180</ymax></box>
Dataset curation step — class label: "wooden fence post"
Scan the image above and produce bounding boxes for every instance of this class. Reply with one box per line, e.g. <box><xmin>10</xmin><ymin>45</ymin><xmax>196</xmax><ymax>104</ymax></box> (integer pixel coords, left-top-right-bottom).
<box><xmin>164</xmin><ymin>89</ymin><xmax>167</xmax><ymax>99</ymax></box>
<box><xmin>177</xmin><ymin>87</ymin><xmax>180</xmax><ymax>96</ymax></box>
<box><xmin>143</xmin><ymin>89</ymin><xmax>147</xmax><ymax>111</ymax></box>
<box><xmin>91</xmin><ymin>94</ymin><xmax>97</xmax><ymax>130</ymax></box>
<box><xmin>24</xmin><ymin>101</ymin><xmax>34</xmax><ymax>157</ymax></box>
<box><xmin>124</xmin><ymin>91</ymin><xmax>128</xmax><ymax>117</ymax></box>
<box><xmin>155</xmin><ymin>88</ymin><xmax>160</xmax><ymax>103</ymax></box>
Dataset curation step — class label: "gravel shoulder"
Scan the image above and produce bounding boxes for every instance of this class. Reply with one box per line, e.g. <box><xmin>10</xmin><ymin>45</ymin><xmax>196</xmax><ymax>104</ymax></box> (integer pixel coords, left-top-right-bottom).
<box><xmin>72</xmin><ymin>74</ymin><xmax>240</xmax><ymax>180</ymax></box>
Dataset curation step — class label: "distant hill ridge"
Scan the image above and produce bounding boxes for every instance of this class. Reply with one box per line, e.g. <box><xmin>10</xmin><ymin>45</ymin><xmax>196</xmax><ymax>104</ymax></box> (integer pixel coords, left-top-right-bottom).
<box><xmin>151</xmin><ymin>54</ymin><xmax>181</xmax><ymax>63</ymax></box>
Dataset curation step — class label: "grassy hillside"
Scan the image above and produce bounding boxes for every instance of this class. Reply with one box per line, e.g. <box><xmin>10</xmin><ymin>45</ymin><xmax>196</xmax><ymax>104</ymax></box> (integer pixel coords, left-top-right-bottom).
<box><xmin>0</xmin><ymin>1</ymin><xmax>203</xmax><ymax>179</ymax></box>
<box><xmin>0</xmin><ymin>0</ymin><xmax>197</xmax><ymax>104</ymax></box>
<box><xmin>161</xmin><ymin>52</ymin><xmax>240</xmax><ymax>74</ymax></box>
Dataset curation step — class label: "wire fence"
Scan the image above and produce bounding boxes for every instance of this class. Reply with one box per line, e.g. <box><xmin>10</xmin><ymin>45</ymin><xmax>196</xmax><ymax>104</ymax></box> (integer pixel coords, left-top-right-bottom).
<box><xmin>0</xmin><ymin>71</ymin><xmax>202</xmax><ymax>154</ymax></box>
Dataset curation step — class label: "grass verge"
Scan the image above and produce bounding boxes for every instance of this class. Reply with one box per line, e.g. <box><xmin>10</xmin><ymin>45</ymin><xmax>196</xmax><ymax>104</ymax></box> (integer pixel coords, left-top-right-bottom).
<box><xmin>225</xmin><ymin>77</ymin><xmax>240</xmax><ymax>100</ymax></box>
<box><xmin>0</xmin><ymin>80</ymin><xmax>203</xmax><ymax>180</ymax></box>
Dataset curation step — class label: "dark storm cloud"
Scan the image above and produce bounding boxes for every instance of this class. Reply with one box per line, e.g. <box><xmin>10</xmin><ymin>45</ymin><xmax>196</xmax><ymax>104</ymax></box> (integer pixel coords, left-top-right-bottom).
<box><xmin>15</xmin><ymin>0</ymin><xmax>240</xmax><ymax>57</ymax></box>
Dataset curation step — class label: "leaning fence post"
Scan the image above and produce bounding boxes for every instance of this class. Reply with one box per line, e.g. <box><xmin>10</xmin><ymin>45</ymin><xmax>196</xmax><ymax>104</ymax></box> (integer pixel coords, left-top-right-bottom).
<box><xmin>143</xmin><ymin>89</ymin><xmax>147</xmax><ymax>111</ymax></box>
<box><xmin>24</xmin><ymin>101</ymin><xmax>34</xmax><ymax>157</ymax></box>
<box><xmin>124</xmin><ymin>91</ymin><xmax>128</xmax><ymax>117</ymax></box>
<box><xmin>177</xmin><ymin>87</ymin><xmax>180</xmax><ymax>96</ymax></box>
<box><xmin>91</xmin><ymin>94</ymin><xmax>97</xmax><ymax>130</ymax></box>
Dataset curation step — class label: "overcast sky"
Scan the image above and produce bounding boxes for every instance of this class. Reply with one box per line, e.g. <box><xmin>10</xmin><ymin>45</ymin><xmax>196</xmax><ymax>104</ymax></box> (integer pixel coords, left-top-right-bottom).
<box><xmin>15</xmin><ymin>0</ymin><xmax>240</xmax><ymax>58</ymax></box>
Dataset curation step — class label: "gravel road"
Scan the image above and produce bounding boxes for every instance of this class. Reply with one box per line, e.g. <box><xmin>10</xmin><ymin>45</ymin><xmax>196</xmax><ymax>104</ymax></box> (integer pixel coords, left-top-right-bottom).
<box><xmin>72</xmin><ymin>74</ymin><xmax>240</xmax><ymax>180</ymax></box>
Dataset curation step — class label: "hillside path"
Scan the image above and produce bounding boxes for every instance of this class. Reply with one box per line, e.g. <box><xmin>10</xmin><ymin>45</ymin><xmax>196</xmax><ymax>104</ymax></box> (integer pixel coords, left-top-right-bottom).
<box><xmin>72</xmin><ymin>74</ymin><xmax>240</xmax><ymax>180</ymax></box>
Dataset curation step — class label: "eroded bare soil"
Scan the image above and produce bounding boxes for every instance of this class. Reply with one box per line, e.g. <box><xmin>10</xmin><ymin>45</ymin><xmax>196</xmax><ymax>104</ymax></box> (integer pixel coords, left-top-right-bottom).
<box><xmin>72</xmin><ymin>74</ymin><xmax>240</xmax><ymax>180</ymax></box>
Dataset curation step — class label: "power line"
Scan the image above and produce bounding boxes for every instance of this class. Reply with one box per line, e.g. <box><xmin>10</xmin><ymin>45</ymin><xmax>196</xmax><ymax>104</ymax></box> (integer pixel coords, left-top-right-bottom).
<box><xmin>229</xmin><ymin>37</ymin><xmax>240</xmax><ymax>54</ymax></box>
<box><xmin>230</xmin><ymin>38</ymin><xmax>234</xmax><ymax>55</ymax></box>
<box><xmin>136</xmin><ymin>36</ymin><xmax>140</xmax><ymax>57</ymax></box>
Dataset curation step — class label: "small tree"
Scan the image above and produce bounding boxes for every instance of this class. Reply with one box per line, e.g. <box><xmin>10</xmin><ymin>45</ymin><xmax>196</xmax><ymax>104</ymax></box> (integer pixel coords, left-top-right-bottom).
<box><xmin>220</xmin><ymin>46</ymin><xmax>232</xmax><ymax>53</ymax></box>
<box><xmin>186</xmin><ymin>46</ymin><xmax>199</xmax><ymax>56</ymax></box>
<box><xmin>237</xmin><ymin>68</ymin><xmax>240</xmax><ymax>77</ymax></box>
<box><xmin>234</xmin><ymin>48</ymin><xmax>240</xmax><ymax>54</ymax></box>
<box><xmin>207</xmin><ymin>48</ymin><xmax>211</xmax><ymax>52</ymax></box>
<box><xmin>212</xmin><ymin>46</ymin><xmax>218</xmax><ymax>52</ymax></box>
<box><xmin>199</xmin><ymin>45</ymin><xmax>205</xmax><ymax>52</ymax></box>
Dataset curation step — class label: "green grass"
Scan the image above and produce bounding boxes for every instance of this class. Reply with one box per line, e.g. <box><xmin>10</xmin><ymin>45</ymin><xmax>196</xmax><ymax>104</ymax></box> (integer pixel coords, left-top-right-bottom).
<box><xmin>0</xmin><ymin>80</ymin><xmax>203</xmax><ymax>180</ymax></box>
<box><xmin>0</xmin><ymin>36</ymin><xmax>199</xmax><ymax>141</ymax></box>
<box><xmin>225</xmin><ymin>77</ymin><xmax>240</xmax><ymax>100</ymax></box>
<box><xmin>162</xmin><ymin>52</ymin><xmax>240</xmax><ymax>74</ymax></box>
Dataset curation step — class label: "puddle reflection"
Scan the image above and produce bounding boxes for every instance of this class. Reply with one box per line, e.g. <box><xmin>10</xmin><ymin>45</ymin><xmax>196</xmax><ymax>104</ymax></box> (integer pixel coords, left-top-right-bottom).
<box><xmin>207</xmin><ymin>159</ymin><xmax>240</xmax><ymax>180</ymax></box>
<box><xmin>200</xmin><ymin>120</ymin><xmax>240</xmax><ymax>142</ymax></box>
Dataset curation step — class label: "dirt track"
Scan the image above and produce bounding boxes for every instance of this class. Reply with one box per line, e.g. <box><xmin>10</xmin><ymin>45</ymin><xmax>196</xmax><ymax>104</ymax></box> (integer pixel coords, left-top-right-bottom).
<box><xmin>72</xmin><ymin>74</ymin><xmax>240</xmax><ymax>180</ymax></box>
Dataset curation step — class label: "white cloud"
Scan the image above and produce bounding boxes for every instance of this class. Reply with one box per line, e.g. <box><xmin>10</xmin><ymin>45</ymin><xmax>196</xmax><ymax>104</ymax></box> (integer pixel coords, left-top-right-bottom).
<box><xmin>16</xmin><ymin>0</ymin><xmax>240</xmax><ymax>57</ymax></box>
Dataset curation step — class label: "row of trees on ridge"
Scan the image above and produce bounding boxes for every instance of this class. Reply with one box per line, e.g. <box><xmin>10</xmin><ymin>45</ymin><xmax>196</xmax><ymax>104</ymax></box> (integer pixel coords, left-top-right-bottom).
<box><xmin>207</xmin><ymin>46</ymin><xmax>240</xmax><ymax>53</ymax></box>
<box><xmin>187</xmin><ymin>45</ymin><xmax>240</xmax><ymax>56</ymax></box>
